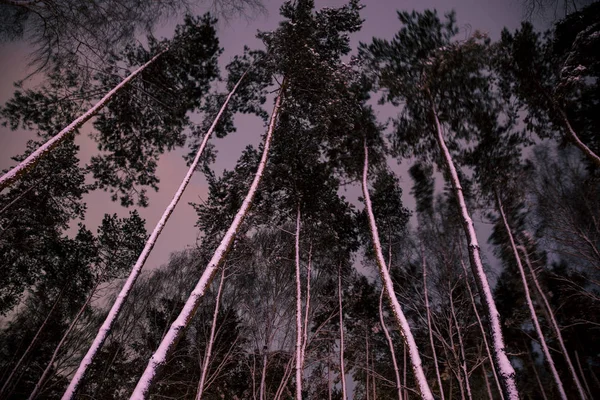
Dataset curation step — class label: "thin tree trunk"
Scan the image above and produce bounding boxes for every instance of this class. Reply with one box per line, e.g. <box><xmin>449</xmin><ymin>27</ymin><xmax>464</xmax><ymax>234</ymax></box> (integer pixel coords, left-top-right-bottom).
<box><xmin>0</xmin><ymin>286</ymin><xmax>66</xmax><ymax>399</ymax></box>
<box><xmin>381</xmin><ymin>232</ymin><xmax>403</xmax><ymax>400</ymax></box>
<box><xmin>448</xmin><ymin>282</ymin><xmax>473</xmax><ymax>400</ymax></box>
<box><xmin>366</xmin><ymin>332</ymin><xmax>370</xmax><ymax>400</ymax></box>
<box><xmin>0</xmin><ymin>49</ymin><xmax>168</xmax><ymax>192</ymax></box>
<box><xmin>482</xmin><ymin>362</ymin><xmax>493</xmax><ymax>400</ymax></box>
<box><xmin>496</xmin><ymin>193</ymin><xmax>567</xmax><ymax>400</ymax></box>
<box><xmin>195</xmin><ymin>267</ymin><xmax>226</xmax><ymax>400</ymax></box>
<box><xmin>517</xmin><ymin>245</ymin><xmax>588</xmax><ymax>400</ymax></box>
<box><xmin>295</xmin><ymin>205</ymin><xmax>303</xmax><ymax>400</ymax></box>
<box><xmin>403</xmin><ymin>342</ymin><xmax>408</xmax><ymax>400</ymax></box>
<box><xmin>380</xmin><ymin>281</ymin><xmax>403</xmax><ymax>400</ymax></box>
<box><xmin>540</xmin><ymin>86</ymin><xmax>600</xmax><ymax>168</ymax></box>
<box><xmin>574</xmin><ymin>351</ymin><xmax>593</xmax><ymax>399</ymax></box>
<box><xmin>274</xmin><ymin>354</ymin><xmax>295</xmax><ymax>400</ymax></box>
<box><xmin>129</xmin><ymin>81</ymin><xmax>285</xmax><ymax>399</ymax></box>
<box><xmin>259</xmin><ymin>348</ymin><xmax>268</xmax><ymax>400</ymax></box>
<box><xmin>362</xmin><ymin>139</ymin><xmax>434</xmax><ymax>400</ymax></box>
<box><xmin>459</xmin><ymin>259</ymin><xmax>504</xmax><ymax>400</ymax></box>
<box><xmin>422</xmin><ymin>246</ymin><xmax>444</xmax><ymax>400</ymax></box>
<box><xmin>526</xmin><ymin>344</ymin><xmax>549</xmax><ymax>400</ymax></box>
<box><xmin>338</xmin><ymin>263</ymin><xmax>348</xmax><ymax>400</ymax></box>
<box><xmin>62</xmin><ymin>67</ymin><xmax>253</xmax><ymax>400</ymax></box>
<box><xmin>428</xmin><ymin>95</ymin><xmax>519</xmax><ymax>400</ymax></box>
<box><xmin>29</xmin><ymin>281</ymin><xmax>99</xmax><ymax>400</ymax></box>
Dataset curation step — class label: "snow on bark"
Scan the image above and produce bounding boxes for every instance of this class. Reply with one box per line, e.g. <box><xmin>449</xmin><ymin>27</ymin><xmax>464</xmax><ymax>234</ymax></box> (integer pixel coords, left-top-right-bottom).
<box><xmin>128</xmin><ymin>83</ymin><xmax>284</xmax><ymax>399</ymax></box>
<box><xmin>517</xmin><ymin>245</ymin><xmax>588</xmax><ymax>400</ymax></box>
<box><xmin>195</xmin><ymin>267</ymin><xmax>226</xmax><ymax>400</ymax></box>
<box><xmin>362</xmin><ymin>140</ymin><xmax>434</xmax><ymax>400</ymax></box>
<box><xmin>295</xmin><ymin>206</ymin><xmax>303</xmax><ymax>400</ymax></box>
<box><xmin>496</xmin><ymin>193</ymin><xmax>567</xmax><ymax>400</ymax></box>
<box><xmin>379</xmin><ymin>270</ymin><xmax>403</xmax><ymax>400</ymax></box>
<box><xmin>459</xmin><ymin>259</ymin><xmax>504</xmax><ymax>400</ymax></box>
<box><xmin>428</xmin><ymin>96</ymin><xmax>519</xmax><ymax>400</ymax></box>
<box><xmin>61</xmin><ymin>66</ymin><xmax>252</xmax><ymax>400</ymax></box>
<box><xmin>0</xmin><ymin>49</ymin><xmax>167</xmax><ymax>193</ymax></box>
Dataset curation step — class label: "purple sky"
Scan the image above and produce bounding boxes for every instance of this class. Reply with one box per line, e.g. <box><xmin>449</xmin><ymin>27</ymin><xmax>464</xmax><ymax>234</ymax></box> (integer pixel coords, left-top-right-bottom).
<box><xmin>0</xmin><ymin>0</ymin><xmax>527</xmax><ymax>270</ymax></box>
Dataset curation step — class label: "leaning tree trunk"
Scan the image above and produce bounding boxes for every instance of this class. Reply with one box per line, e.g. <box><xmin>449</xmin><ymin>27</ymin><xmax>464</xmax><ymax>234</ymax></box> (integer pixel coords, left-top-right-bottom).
<box><xmin>294</xmin><ymin>205</ymin><xmax>303</xmax><ymax>400</ymax></box>
<box><xmin>448</xmin><ymin>281</ymin><xmax>473</xmax><ymax>400</ymax></box>
<box><xmin>61</xmin><ymin>66</ymin><xmax>252</xmax><ymax>400</ymax></box>
<box><xmin>362</xmin><ymin>140</ymin><xmax>434</xmax><ymax>400</ymax></box>
<box><xmin>338</xmin><ymin>263</ymin><xmax>348</xmax><ymax>400</ymax></box>
<box><xmin>496</xmin><ymin>192</ymin><xmax>567</xmax><ymax>400</ymax></box>
<box><xmin>195</xmin><ymin>267</ymin><xmax>226</xmax><ymax>400</ymax></box>
<box><xmin>428</xmin><ymin>94</ymin><xmax>519</xmax><ymax>400</ymax></box>
<box><xmin>459</xmin><ymin>258</ymin><xmax>504</xmax><ymax>400</ymax></box>
<box><xmin>29</xmin><ymin>280</ymin><xmax>100</xmax><ymax>400</ymax></box>
<box><xmin>380</xmin><ymin>234</ymin><xmax>403</xmax><ymax>400</ymax></box>
<box><xmin>0</xmin><ymin>49</ymin><xmax>168</xmax><ymax>192</ymax></box>
<box><xmin>0</xmin><ymin>286</ymin><xmax>66</xmax><ymax>399</ymax></box>
<box><xmin>517</xmin><ymin>245</ymin><xmax>588</xmax><ymax>400</ymax></box>
<box><xmin>129</xmin><ymin>82</ymin><xmax>285</xmax><ymax>399</ymax></box>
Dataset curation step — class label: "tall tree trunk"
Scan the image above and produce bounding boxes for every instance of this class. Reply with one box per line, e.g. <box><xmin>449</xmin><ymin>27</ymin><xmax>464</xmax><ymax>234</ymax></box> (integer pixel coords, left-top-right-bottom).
<box><xmin>0</xmin><ymin>49</ymin><xmax>168</xmax><ymax>192</ymax></box>
<box><xmin>459</xmin><ymin>259</ymin><xmax>504</xmax><ymax>400</ymax></box>
<box><xmin>0</xmin><ymin>286</ymin><xmax>66</xmax><ymax>399</ymax></box>
<box><xmin>422</xmin><ymin>246</ymin><xmax>444</xmax><ymax>400</ymax></box>
<box><xmin>517</xmin><ymin>245</ymin><xmax>588</xmax><ymax>400</ymax></box>
<box><xmin>574</xmin><ymin>351</ymin><xmax>593</xmax><ymax>399</ymax></box>
<box><xmin>428</xmin><ymin>95</ymin><xmax>519</xmax><ymax>399</ymax></box>
<box><xmin>195</xmin><ymin>267</ymin><xmax>226</xmax><ymax>400</ymax></box>
<box><xmin>129</xmin><ymin>81</ymin><xmax>285</xmax><ymax>399</ymax></box>
<box><xmin>61</xmin><ymin>67</ymin><xmax>253</xmax><ymax>400</ymax></box>
<box><xmin>380</xmin><ymin>233</ymin><xmax>403</xmax><ymax>400</ymax></box>
<box><xmin>379</xmin><ymin>282</ymin><xmax>403</xmax><ymax>400</ymax></box>
<box><xmin>29</xmin><ymin>280</ymin><xmax>100</xmax><ymax>400</ymax></box>
<box><xmin>338</xmin><ymin>263</ymin><xmax>348</xmax><ymax>400</ymax></box>
<box><xmin>259</xmin><ymin>346</ymin><xmax>268</xmax><ymax>400</ymax></box>
<box><xmin>362</xmin><ymin>139</ymin><xmax>434</xmax><ymax>400</ymax></box>
<box><xmin>295</xmin><ymin>205</ymin><xmax>303</xmax><ymax>400</ymax></box>
<box><xmin>526</xmin><ymin>343</ymin><xmax>549</xmax><ymax>400</ymax></box>
<box><xmin>496</xmin><ymin>192</ymin><xmax>567</xmax><ymax>400</ymax></box>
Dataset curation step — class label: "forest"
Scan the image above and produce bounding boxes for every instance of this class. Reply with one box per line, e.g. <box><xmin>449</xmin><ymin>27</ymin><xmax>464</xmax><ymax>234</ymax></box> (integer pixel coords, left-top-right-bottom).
<box><xmin>0</xmin><ymin>0</ymin><xmax>599</xmax><ymax>399</ymax></box>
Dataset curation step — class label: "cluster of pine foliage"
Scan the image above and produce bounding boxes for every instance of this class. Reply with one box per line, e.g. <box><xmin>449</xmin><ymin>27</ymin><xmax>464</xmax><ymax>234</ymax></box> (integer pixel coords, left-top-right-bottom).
<box><xmin>0</xmin><ymin>0</ymin><xmax>599</xmax><ymax>399</ymax></box>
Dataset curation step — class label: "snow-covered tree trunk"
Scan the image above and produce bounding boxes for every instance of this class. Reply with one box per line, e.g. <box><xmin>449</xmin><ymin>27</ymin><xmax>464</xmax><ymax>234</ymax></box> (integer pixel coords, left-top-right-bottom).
<box><xmin>0</xmin><ymin>49</ymin><xmax>168</xmax><ymax>192</ymax></box>
<box><xmin>0</xmin><ymin>286</ymin><xmax>66</xmax><ymax>398</ymax></box>
<box><xmin>128</xmin><ymin>82</ymin><xmax>285</xmax><ymax>399</ymax></box>
<box><xmin>380</xmin><ymin>236</ymin><xmax>403</xmax><ymax>400</ymax></box>
<box><xmin>295</xmin><ymin>205</ymin><xmax>303</xmax><ymax>400</ymax></box>
<box><xmin>301</xmin><ymin>244</ymin><xmax>312</xmax><ymax>370</ymax></box>
<box><xmin>428</xmin><ymin>96</ymin><xmax>519</xmax><ymax>400</ymax></box>
<box><xmin>496</xmin><ymin>193</ymin><xmax>567</xmax><ymax>400</ymax></box>
<box><xmin>422</xmin><ymin>246</ymin><xmax>444</xmax><ymax>400</ymax></box>
<box><xmin>61</xmin><ymin>67</ymin><xmax>252</xmax><ymax>400</ymax></box>
<box><xmin>29</xmin><ymin>280</ymin><xmax>100</xmax><ymax>400</ymax></box>
<box><xmin>195</xmin><ymin>267</ymin><xmax>226</xmax><ymax>400</ymax></box>
<box><xmin>338</xmin><ymin>263</ymin><xmax>348</xmax><ymax>400</ymax></box>
<box><xmin>459</xmin><ymin>259</ymin><xmax>504</xmax><ymax>400</ymax></box>
<box><xmin>517</xmin><ymin>245</ymin><xmax>588</xmax><ymax>400</ymax></box>
<box><xmin>362</xmin><ymin>139</ymin><xmax>434</xmax><ymax>400</ymax></box>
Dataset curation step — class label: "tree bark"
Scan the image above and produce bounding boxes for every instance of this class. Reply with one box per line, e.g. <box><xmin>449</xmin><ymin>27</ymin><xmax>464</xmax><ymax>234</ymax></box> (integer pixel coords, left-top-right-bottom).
<box><xmin>517</xmin><ymin>245</ymin><xmax>588</xmax><ymax>400</ymax></box>
<box><xmin>362</xmin><ymin>139</ymin><xmax>434</xmax><ymax>400</ymax></box>
<box><xmin>61</xmin><ymin>66</ymin><xmax>253</xmax><ymax>400</ymax></box>
<box><xmin>428</xmin><ymin>94</ymin><xmax>519</xmax><ymax>399</ymax></box>
<box><xmin>496</xmin><ymin>193</ymin><xmax>567</xmax><ymax>400</ymax></box>
<box><xmin>128</xmin><ymin>80</ymin><xmax>285</xmax><ymax>399</ymax></box>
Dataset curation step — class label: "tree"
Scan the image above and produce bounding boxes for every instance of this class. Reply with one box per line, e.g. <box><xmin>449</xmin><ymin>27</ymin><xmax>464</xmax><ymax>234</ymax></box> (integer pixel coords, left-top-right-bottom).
<box><xmin>362</xmin><ymin>10</ymin><xmax>519</xmax><ymax>399</ymax></box>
